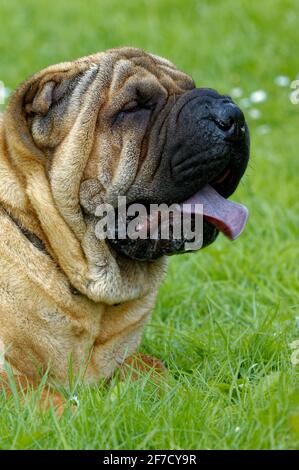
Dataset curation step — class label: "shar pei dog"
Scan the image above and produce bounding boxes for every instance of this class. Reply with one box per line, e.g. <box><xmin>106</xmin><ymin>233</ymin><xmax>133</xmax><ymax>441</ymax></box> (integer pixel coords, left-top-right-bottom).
<box><xmin>0</xmin><ymin>47</ymin><xmax>249</xmax><ymax>405</ymax></box>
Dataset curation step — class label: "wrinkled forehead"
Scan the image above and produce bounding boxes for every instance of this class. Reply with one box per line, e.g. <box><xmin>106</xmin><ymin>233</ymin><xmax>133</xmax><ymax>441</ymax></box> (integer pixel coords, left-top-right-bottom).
<box><xmin>79</xmin><ymin>47</ymin><xmax>195</xmax><ymax>100</ymax></box>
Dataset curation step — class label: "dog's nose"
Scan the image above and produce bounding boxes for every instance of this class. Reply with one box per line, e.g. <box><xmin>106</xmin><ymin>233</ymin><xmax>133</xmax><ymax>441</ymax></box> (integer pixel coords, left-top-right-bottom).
<box><xmin>211</xmin><ymin>102</ymin><xmax>245</xmax><ymax>141</ymax></box>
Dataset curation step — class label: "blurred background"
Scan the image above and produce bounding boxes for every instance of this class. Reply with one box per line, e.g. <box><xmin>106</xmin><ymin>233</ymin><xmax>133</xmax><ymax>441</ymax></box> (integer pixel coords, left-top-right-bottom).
<box><xmin>0</xmin><ymin>0</ymin><xmax>298</xmax><ymax>450</ymax></box>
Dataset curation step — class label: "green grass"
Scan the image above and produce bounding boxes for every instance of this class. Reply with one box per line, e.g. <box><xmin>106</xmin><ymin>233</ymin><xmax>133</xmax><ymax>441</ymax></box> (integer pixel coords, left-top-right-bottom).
<box><xmin>0</xmin><ymin>0</ymin><xmax>299</xmax><ymax>450</ymax></box>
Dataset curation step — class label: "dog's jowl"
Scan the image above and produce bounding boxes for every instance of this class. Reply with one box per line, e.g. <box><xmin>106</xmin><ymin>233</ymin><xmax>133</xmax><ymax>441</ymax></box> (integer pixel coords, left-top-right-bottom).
<box><xmin>0</xmin><ymin>48</ymin><xmax>249</xmax><ymax>402</ymax></box>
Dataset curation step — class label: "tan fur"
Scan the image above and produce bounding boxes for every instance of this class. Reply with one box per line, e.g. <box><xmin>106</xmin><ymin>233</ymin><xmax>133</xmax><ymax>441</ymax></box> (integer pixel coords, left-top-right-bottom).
<box><xmin>0</xmin><ymin>48</ymin><xmax>194</xmax><ymax>388</ymax></box>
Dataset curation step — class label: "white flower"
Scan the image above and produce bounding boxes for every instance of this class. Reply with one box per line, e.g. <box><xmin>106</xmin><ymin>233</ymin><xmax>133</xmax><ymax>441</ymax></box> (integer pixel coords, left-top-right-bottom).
<box><xmin>0</xmin><ymin>82</ymin><xmax>5</xmax><ymax>105</ymax></box>
<box><xmin>248</xmin><ymin>108</ymin><xmax>261</xmax><ymax>119</ymax></box>
<box><xmin>250</xmin><ymin>90</ymin><xmax>267</xmax><ymax>104</ymax></box>
<box><xmin>230</xmin><ymin>87</ymin><xmax>243</xmax><ymax>98</ymax></box>
<box><xmin>69</xmin><ymin>394</ymin><xmax>80</xmax><ymax>406</ymax></box>
<box><xmin>274</xmin><ymin>75</ymin><xmax>290</xmax><ymax>87</ymax></box>
<box><xmin>235</xmin><ymin>427</ymin><xmax>240</xmax><ymax>432</ymax></box>
<box><xmin>255</xmin><ymin>125</ymin><xmax>271</xmax><ymax>135</ymax></box>
<box><xmin>239</xmin><ymin>98</ymin><xmax>251</xmax><ymax>108</ymax></box>
<box><xmin>0</xmin><ymin>82</ymin><xmax>10</xmax><ymax>105</ymax></box>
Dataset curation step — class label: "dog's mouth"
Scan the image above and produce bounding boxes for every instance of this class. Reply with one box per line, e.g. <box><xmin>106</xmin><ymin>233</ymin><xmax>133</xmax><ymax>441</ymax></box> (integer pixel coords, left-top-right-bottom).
<box><xmin>187</xmin><ymin>163</ymin><xmax>248</xmax><ymax>240</ymax></box>
<box><xmin>107</xmin><ymin>163</ymin><xmax>248</xmax><ymax>261</ymax></box>
<box><xmin>182</xmin><ymin>183</ymin><xmax>248</xmax><ymax>241</ymax></box>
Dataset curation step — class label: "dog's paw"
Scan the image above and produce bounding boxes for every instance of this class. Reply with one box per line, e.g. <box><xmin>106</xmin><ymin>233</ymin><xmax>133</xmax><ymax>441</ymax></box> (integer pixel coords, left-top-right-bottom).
<box><xmin>118</xmin><ymin>353</ymin><xmax>166</xmax><ymax>381</ymax></box>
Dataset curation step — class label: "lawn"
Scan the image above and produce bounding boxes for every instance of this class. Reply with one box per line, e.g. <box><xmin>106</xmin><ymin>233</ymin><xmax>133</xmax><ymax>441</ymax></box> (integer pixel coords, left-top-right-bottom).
<box><xmin>0</xmin><ymin>0</ymin><xmax>299</xmax><ymax>450</ymax></box>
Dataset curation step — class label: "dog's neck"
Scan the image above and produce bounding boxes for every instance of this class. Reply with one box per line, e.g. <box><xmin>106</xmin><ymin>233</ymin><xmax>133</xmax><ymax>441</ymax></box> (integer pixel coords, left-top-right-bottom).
<box><xmin>0</xmin><ymin>116</ymin><xmax>52</xmax><ymax>253</ymax></box>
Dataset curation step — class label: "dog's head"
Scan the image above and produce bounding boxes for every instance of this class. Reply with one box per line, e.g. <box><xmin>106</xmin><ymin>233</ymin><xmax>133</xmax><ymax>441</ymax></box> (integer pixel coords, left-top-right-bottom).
<box><xmin>4</xmin><ymin>47</ymin><xmax>249</xmax><ymax>296</ymax></box>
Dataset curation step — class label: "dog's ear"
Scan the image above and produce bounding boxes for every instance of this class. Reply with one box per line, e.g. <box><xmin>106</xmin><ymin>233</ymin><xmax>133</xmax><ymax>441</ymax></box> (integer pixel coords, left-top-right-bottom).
<box><xmin>7</xmin><ymin>62</ymin><xmax>100</xmax><ymax>152</ymax></box>
<box><xmin>25</xmin><ymin>81</ymin><xmax>56</xmax><ymax>115</ymax></box>
<box><xmin>22</xmin><ymin>62</ymin><xmax>101</xmax><ymax>120</ymax></box>
<box><xmin>22</xmin><ymin>73</ymin><xmax>85</xmax><ymax>149</ymax></box>
<box><xmin>3</xmin><ymin>62</ymin><xmax>100</xmax><ymax>171</ymax></box>
<box><xmin>24</xmin><ymin>77</ymin><xmax>73</xmax><ymax>115</ymax></box>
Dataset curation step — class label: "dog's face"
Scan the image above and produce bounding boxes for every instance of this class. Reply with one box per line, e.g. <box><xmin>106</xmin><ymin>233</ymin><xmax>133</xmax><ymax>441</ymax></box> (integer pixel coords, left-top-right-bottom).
<box><xmin>8</xmin><ymin>47</ymin><xmax>249</xmax><ymax>263</ymax></box>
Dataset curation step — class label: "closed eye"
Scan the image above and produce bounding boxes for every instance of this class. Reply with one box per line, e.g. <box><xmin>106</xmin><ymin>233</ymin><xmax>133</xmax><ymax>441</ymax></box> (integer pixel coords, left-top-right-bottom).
<box><xmin>122</xmin><ymin>99</ymin><xmax>153</xmax><ymax>113</ymax></box>
<box><xmin>113</xmin><ymin>99</ymin><xmax>154</xmax><ymax>125</ymax></box>
<box><xmin>122</xmin><ymin>101</ymin><xmax>142</xmax><ymax>113</ymax></box>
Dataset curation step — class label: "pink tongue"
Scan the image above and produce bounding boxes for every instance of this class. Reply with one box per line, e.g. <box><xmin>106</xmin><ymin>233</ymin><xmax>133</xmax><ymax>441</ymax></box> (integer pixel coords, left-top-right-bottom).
<box><xmin>181</xmin><ymin>184</ymin><xmax>248</xmax><ymax>240</ymax></box>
